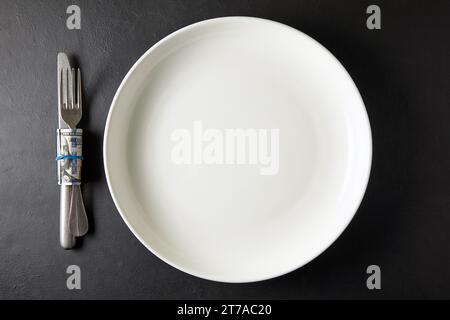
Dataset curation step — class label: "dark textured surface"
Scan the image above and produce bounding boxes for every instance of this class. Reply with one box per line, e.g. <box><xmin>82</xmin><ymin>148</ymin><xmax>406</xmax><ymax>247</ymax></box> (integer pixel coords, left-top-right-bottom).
<box><xmin>1</xmin><ymin>0</ymin><xmax>450</xmax><ymax>299</ymax></box>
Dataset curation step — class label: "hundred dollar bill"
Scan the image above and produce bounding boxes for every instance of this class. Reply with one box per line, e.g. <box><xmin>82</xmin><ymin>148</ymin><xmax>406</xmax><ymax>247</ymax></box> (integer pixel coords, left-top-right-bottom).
<box><xmin>56</xmin><ymin>128</ymin><xmax>82</xmax><ymax>185</ymax></box>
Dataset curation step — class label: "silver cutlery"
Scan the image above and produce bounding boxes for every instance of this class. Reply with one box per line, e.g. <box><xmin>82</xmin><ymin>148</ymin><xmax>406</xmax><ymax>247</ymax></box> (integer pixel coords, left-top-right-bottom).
<box><xmin>57</xmin><ymin>53</ymin><xmax>88</xmax><ymax>248</ymax></box>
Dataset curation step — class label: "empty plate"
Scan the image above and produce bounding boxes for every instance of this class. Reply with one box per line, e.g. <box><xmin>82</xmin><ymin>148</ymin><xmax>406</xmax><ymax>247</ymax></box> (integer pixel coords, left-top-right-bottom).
<box><xmin>104</xmin><ymin>17</ymin><xmax>372</xmax><ymax>282</ymax></box>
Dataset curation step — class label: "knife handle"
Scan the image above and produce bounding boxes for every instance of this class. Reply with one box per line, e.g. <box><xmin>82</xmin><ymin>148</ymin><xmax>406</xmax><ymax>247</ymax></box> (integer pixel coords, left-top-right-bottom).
<box><xmin>60</xmin><ymin>185</ymin><xmax>76</xmax><ymax>249</ymax></box>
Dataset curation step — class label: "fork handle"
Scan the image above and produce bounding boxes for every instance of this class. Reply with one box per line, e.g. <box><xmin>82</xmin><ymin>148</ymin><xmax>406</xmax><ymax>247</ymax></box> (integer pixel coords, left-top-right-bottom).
<box><xmin>60</xmin><ymin>185</ymin><xmax>76</xmax><ymax>249</ymax></box>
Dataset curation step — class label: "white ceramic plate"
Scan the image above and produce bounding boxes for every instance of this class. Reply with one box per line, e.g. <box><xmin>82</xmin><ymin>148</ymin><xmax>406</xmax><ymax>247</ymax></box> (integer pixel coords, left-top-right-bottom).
<box><xmin>104</xmin><ymin>17</ymin><xmax>372</xmax><ymax>283</ymax></box>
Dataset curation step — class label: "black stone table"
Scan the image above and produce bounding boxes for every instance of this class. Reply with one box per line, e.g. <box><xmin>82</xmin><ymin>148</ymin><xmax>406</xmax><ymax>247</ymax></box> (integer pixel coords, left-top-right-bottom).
<box><xmin>1</xmin><ymin>0</ymin><xmax>449</xmax><ymax>299</ymax></box>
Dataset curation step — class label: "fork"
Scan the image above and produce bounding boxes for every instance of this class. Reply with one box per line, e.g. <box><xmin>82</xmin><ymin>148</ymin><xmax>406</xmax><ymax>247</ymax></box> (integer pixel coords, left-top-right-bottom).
<box><xmin>60</xmin><ymin>67</ymin><xmax>89</xmax><ymax>239</ymax></box>
<box><xmin>61</xmin><ymin>68</ymin><xmax>82</xmax><ymax>128</ymax></box>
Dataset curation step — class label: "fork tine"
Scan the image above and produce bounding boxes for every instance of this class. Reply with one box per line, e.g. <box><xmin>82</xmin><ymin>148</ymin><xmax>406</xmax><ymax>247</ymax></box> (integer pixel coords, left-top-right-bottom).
<box><xmin>62</xmin><ymin>68</ymin><xmax>67</xmax><ymax>109</ymax></box>
<box><xmin>60</xmin><ymin>68</ymin><xmax>63</xmax><ymax>108</ymax></box>
<box><xmin>77</xmin><ymin>68</ymin><xmax>82</xmax><ymax>110</ymax></box>
<box><xmin>71</xmin><ymin>68</ymin><xmax>76</xmax><ymax>109</ymax></box>
<box><xmin>65</xmin><ymin>68</ymin><xmax>69</xmax><ymax>109</ymax></box>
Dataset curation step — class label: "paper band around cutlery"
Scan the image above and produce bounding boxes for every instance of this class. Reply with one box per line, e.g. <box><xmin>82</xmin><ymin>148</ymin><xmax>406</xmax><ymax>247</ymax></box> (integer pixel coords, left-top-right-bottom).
<box><xmin>57</xmin><ymin>128</ymin><xmax>83</xmax><ymax>185</ymax></box>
